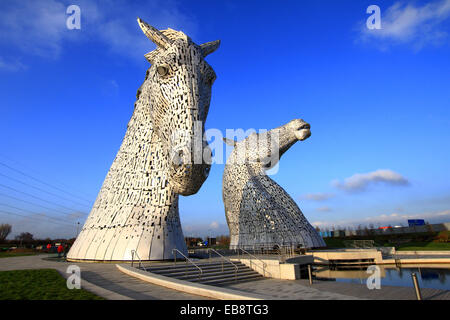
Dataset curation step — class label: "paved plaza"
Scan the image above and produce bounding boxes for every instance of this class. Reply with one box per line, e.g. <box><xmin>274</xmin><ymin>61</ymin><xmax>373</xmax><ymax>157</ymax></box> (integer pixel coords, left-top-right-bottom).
<box><xmin>0</xmin><ymin>254</ymin><xmax>449</xmax><ymax>300</ymax></box>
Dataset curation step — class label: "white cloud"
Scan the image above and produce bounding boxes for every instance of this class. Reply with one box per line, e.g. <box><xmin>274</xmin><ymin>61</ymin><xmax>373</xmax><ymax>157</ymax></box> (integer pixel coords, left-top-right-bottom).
<box><xmin>0</xmin><ymin>0</ymin><xmax>68</xmax><ymax>58</ymax></box>
<box><xmin>0</xmin><ymin>0</ymin><xmax>197</xmax><ymax>64</ymax></box>
<box><xmin>359</xmin><ymin>0</ymin><xmax>450</xmax><ymax>50</ymax></box>
<box><xmin>312</xmin><ymin>209</ymin><xmax>450</xmax><ymax>229</ymax></box>
<box><xmin>300</xmin><ymin>192</ymin><xmax>335</xmax><ymax>201</ymax></box>
<box><xmin>0</xmin><ymin>57</ymin><xmax>27</xmax><ymax>72</ymax></box>
<box><xmin>316</xmin><ymin>206</ymin><xmax>332</xmax><ymax>212</ymax></box>
<box><xmin>209</xmin><ymin>221</ymin><xmax>220</xmax><ymax>229</ymax></box>
<box><xmin>183</xmin><ymin>221</ymin><xmax>229</xmax><ymax>238</ymax></box>
<box><xmin>332</xmin><ymin>169</ymin><xmax>409</xmax><ymax>192</ymax></box>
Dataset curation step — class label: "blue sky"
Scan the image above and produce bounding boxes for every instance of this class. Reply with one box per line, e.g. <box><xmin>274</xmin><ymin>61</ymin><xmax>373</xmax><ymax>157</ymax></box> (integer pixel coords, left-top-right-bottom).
<box><xmin>0</xmin><ymin>0</ymin><xmax>449</xmax><ymax>239</ymax></box>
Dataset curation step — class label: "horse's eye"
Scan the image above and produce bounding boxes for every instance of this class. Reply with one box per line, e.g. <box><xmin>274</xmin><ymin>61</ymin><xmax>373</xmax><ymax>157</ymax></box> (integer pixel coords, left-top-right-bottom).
<box><xmin>157</xmin><ymin>66</ymin><xmax>169</xmax><ymax>76</ymax></box>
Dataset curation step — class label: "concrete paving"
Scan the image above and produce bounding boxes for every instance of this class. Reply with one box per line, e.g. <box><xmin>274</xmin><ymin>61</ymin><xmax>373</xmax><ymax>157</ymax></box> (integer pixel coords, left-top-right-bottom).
<box><xmin>1</xmin><ymin>254</ymin><xmax>449</xmax><ymax>300</ymax></box>
<box><xmin>221</xmin><ymin>277</ymin><xmax>450</xmax><ymax>300</ymax></box>
<box><xmin>0</xmin><ymin>254</ymin><xmax>208</xmax><ymax>300</ymax></box>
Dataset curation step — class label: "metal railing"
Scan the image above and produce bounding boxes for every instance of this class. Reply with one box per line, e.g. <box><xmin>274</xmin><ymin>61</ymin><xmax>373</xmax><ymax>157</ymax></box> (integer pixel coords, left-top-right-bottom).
<box><xmin>238</xmin><ymin>248</ymin><xmax>269</xmax><ymax>277</ymax></box>
<box><xmin>273</xmin><ymin>243</ymin><xmax>296</xmax><ymax>262</ymax></box>
<box><xmin>208</xmin><ymin>248</ymin><xmax>239</xmax><ymax>282</ymax></box>
<box><xmin>236</xmin><ymin>243</ymin><xmax>299</xmax><ymax>257</ymax></box>
<box><xmin>172</xmin><ymin>248</ymin><xmax>203</xmax><ymax>280</ymax></box>
<box><xmin>411</xmin><ymin>272</ymin><xmax>422</xmax><ymax>300</ymax></box>
<box><xmin>131</xmin><ymin>250</ymin><xmax>143</xmax><ymax>269</ymax></box>
<box><xmin>343</xmin><ymin>240</ymin><xmax>375</xmax><ymax>249</ymax></box>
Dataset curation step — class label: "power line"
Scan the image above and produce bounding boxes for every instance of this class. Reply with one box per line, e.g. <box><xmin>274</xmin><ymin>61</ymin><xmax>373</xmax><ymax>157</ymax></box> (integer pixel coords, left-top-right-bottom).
<box><xmin>0</xmin><ymin>161</ymin><xmax>94</xmax><ymax>204</ymax></box>
<box><xmin>0</xmin><ymin>153</ymin><xmax>97</xmax><ymax>201</ymax></box>
<box><xmin>0</xmin><ymin>183</ymin><xmax>83</xmax><ymax>214</ymax></box>
<box><xmin>0</xmin><ymin>172</ymin><xmax>91</xmax><ymax>209</ymax></box>
<box><xmin>0</xmin><ymin>192</ymin><xmax>87</xmax><ymax>218</ymax></box>
<box><xmin>0</xmin><ymin>203</ymin><xmax>80</xmax><ymax>226</ymax></box>
<box><xmin>0</xmin><ymin>210</ymin><xmax>77</xmax><ymax>228</ymax></box>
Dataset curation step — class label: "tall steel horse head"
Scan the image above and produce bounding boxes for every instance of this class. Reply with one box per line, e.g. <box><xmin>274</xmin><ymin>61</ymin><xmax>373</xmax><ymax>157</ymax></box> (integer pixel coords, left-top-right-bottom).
<box><xmin>137</xmin><ymin>18</ymin><xmax>219</xmax><ymax>195</ymax></box>
<box><xmin>67</xmin><ymin>19</ymin><xmax>220</xmax><ymax>261</ymax></box>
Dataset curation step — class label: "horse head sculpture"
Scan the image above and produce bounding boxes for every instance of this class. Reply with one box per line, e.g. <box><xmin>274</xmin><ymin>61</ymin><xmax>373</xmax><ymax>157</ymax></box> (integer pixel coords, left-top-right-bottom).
<box><xmin>137</xmin><ymin>18</ymin><xmax>219</xmax><ymax>195</ymax></box>
<box><xmin>67</xmin><ymin>19</ymin><xmax>220</xmax><ymax>261</ymax></box>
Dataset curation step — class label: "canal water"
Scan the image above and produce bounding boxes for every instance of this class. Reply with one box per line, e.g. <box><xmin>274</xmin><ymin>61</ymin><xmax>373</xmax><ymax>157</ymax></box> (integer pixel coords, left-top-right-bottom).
<box><xmin>314</xmin><ymin>266</ymin><xmax>450</xmax><ymax>291</ymax></box>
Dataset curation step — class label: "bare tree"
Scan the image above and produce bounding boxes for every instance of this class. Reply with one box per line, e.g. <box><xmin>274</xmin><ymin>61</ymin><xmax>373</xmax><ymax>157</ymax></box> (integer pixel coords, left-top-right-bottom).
<box><xmin>0</xmin><ymin>224</ymin><xmax>12</xmax><ymax>242</ymax></box>
<box><xmin>216</xmin><ymin>235</ymin><xmax>230</xmax><ymax>246</ymax></box>
<box><xmin>15</xmin><ymin>232</ymin><xmax>34</xmax><ymax>245</ymax></box>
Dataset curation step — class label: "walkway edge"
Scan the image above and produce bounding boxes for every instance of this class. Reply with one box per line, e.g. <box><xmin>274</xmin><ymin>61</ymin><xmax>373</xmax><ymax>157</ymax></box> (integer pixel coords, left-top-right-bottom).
<box><xmin>116</xmin><ymin>264</ymin><xmax>267</xmax><ymax>300</ymax></box>
<box><xmin>56</xmin><ymin>269</ymin><xmax>133</xmax><ymax>300</ymax></box>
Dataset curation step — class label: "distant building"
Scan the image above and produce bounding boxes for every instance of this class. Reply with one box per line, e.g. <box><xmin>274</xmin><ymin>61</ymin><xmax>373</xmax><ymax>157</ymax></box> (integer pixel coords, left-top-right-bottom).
<box><xmin>408</xmin><ymin>219</ymin><xmax>425</xmax><ymax>227</ymax></box>
<box><xmin>207</xmin><ymin>237</ymin><xmax>216</xmax><ymax>246</ymax></box>
<box><xmin>185</xmin><ymin>237</ymin><xmax>203</xmax><ymax>247</ymax></box>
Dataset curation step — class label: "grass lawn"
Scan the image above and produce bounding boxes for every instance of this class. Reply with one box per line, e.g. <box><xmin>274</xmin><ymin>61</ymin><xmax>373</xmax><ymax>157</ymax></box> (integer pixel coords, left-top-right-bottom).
<box><xmin>323</xmin><ymin>238</ymin><xmax>346</xmax><ymax>248</ymax></box>
<box><xmin>323</xmin><ymin>238</ymin><xmax>450</xmax><ymax>251</ymax></box>
<box><xmin>0</xmin><ymin>269</ymin><xmax>104</xmax><ymax>300</ymax></box>
<box><xmin>0</xmin><ymin>251</ymin><xmax>44</xmax><ymax>259</ymax></box>
<box><xmin>396</xmin><ymin>242</ymin><xmax>450</xmax><ymax>251</ymax></box>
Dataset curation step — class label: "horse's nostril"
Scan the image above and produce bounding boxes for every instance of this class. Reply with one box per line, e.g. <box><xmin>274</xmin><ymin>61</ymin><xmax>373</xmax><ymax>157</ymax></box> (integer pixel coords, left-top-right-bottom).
<box><xmin>172</xmin><ymin>150</ymin><xmax>184</xmax><ymax>166</ymax></box>
<box><xmin>204</xmin><ymin>166</ymin><xmax>211</xmax><ymax>177</ymax></box>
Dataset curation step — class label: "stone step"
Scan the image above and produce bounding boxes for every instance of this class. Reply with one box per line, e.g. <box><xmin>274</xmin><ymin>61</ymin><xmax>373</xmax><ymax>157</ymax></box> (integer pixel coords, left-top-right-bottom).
<box><xmin>195</xmin><ymin>270</ymin><xmax>260</xmax><ymax>282</ymax></box>
<box><xmin>144</xmin><ymin>261</ymin><xmax>240</xmax><ymax>272</ymax></box>
<box><xmin>142</xmin><ymin>260</ymin><xmax>264</xmax><ymax>287</ymax></box>
<box><xmin>199</xmin><ymin>273</ymin><xmax>264</xmax><ymax>286</ymax></box>
<box><xmin>177</xmin><ymin>269</ymin><xmax>257</xmax><ymax>281</ymax></box>
<box><xmin>148</xmin><ymin>264</ymin><xmax>246</xmax><ymax>276</ymax></box>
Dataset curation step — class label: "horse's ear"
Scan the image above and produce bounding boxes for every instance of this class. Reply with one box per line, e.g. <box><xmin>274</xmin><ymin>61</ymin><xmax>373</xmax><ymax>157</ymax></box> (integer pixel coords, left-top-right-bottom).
<box><xmin>144</xmin><ymin>51</ymin><xmax>159</xmax><ymax>64</ymax></box>
<box><xmin>201</xmin><ymin>40</ymin><xmax>220</xmax><ymax>57</ymax></box>
<box><xmin>223</xmin><ymin>138</ymin><xmax>237</xmax><ymax>147</ymax></box>
<box><xmin>137</xmin><ymin>18</ymin><xmax>172</xmax><ymax>49</ymax></box>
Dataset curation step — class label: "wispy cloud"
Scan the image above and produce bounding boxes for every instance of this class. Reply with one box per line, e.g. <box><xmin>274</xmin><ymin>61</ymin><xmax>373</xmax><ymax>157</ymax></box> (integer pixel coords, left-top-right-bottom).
<box><xmin>0</xmin><ymin>0</ymin><xmax>197</xmax><ymax>66</ymax></box>
<box><xmin>0</xmin><ymin>0</ymin><xmax>68</xmax><ymax>58</ymax></box>
<box><xmin>312</xmin><ymin>209</ymin><xmax>450</xmax><ymax>229</ymax></box>
<box><xmin>359</xmin><ymin>0</ymin><xmax>450</xmax><ymax>50</ymax></box>
<box><xmin>332</xmin><ymin>169</ymin><xmax>409</xmax><ymax>192</ymax></box>
<box><xmin>0</xmin><ymin>57</ymin><xmax>27</xmax><ymax>72</ymax></box>
<box><xmin>182</xmin><ymin>221</ymin><xmax>229</xmax><ymax>237</ymax></box>
<box><xmin>300</xmin><ymin>192</ymin><xmax>335</xmax><ymax>201</ymax></box>
<box><xmin>316</xmin><ymin>206</ymin><xmax>332</xmax><ymax>212</ymax></box>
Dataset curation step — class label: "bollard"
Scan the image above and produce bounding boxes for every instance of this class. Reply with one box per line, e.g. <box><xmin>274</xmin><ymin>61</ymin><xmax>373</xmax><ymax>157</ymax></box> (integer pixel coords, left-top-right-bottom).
<box><xmin>131</xmin><ymin>250</ymin><xmax>134</xmax><ymax>268</ymax></box>
<box><xmin>411</xmin><ymin>273</ymin><xmax>422</xmax><ymax>300</ymax></box>
<box><xmin>308</xmin><ymin>264</ymin><xmax>313</xmax><ymax>285</ymax></box>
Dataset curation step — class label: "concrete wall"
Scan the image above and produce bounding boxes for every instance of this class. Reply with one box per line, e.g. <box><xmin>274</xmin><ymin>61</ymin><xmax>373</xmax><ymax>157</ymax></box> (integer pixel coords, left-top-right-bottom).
<box><xmin>232</xmin><ymin>255</ymin><xmax>313</xmax><ymax>280</ymax></box>
<box><xmin>307</xmin><ymin>249</ymin><xmax>383</xmax><ymax>265</ymax></box>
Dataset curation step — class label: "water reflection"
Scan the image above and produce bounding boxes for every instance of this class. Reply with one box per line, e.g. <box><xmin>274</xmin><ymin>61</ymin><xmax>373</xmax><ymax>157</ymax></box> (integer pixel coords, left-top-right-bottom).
<box><xmin>314</xmin><ymin>265</ymin><xmax>450</xmax><ymax>291</ymax></box>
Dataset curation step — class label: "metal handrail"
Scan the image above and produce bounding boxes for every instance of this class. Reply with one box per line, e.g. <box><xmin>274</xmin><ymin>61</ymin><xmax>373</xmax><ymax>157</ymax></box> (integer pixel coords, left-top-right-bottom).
<box><xmin>209</xmin><ymin>248</ymin><xmax>239</xmax><ymax>282</ymax></box>
<box><xmin>172</xmin><ymin>249</ymin><xmax>203</xmax><ymax>280</ymax></box>
<box><xmin>247</xmin><ymin>242</ymin><xmax>297</xmax><ymax>257</ymax></box>
<box><xmin>273</xmin><ymin>243</ymin><xmax>286</xmax><ymax>261</ymax></box>
<box><xmin>131</xmin><ymin>250</ymin><xmax>143</xmax><ymax>269</ymax></box>
<box><xmin>238</xmin><ymin>248</ymin><xmax>269</xmax><ymax>277</ymax></box>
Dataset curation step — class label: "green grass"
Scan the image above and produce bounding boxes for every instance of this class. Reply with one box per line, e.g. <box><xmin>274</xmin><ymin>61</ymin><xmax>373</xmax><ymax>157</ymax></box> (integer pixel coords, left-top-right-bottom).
<box><xmin>323</xmin><ymin>238</ymin><xmax>346</xmax><ymax>248</ymax></box>
<box><xmin>323</xmin><ymin>238</ymin><xmax>450</xmax><ymax>251</ymax></box>
<box><xmin>396</xmin><ymin>242</ymin><xmax>450</xmax><ymax>251</ymax></box>
<box><xmin>0</xmin><ymin>252</ymin><xmax>43</xmax><ymax>258</ymax></box>
<box><xmin>0</xmin><ymin>269</ymin><xmax>104</xmax><ymax>300</ymax></box>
